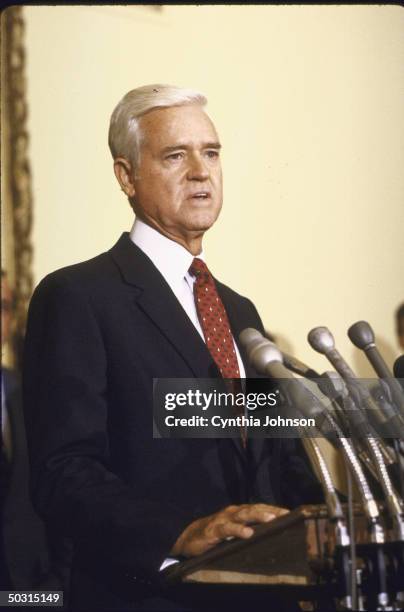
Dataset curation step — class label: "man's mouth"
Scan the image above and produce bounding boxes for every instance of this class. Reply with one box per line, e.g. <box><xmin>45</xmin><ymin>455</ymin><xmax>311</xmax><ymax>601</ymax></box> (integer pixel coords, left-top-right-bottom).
<box><xmin>189</xmin><ymin>191</ymin><xmax>211</xmax><ymax>200</ymax></box>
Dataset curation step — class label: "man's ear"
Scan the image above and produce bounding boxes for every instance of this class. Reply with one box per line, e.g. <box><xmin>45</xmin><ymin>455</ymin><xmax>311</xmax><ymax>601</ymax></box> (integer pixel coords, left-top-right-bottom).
<box><xmin>113</xmin><ymin>158</ymin><xmax>136</xmax><ymax>198</ymax></box>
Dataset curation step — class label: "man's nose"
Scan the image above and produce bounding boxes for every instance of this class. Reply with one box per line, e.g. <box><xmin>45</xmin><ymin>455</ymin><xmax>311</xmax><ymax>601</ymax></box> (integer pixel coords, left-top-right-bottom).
<box><xmin>186</xmin><ymin>154</ymin><xmax>209</xmax><ymax>181</ymax></box>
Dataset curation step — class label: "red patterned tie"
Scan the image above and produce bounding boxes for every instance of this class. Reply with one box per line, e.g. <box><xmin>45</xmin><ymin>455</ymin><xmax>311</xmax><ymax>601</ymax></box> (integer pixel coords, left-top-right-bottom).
<box><xmin>189</xmin><ymin>258</ymin><xmax>246</xmax><ymax>446</ymax></box>
<box><xmin>189</xmin><ymin>258</ymin><xmax>240</xmax><ymax>378</ymax></box>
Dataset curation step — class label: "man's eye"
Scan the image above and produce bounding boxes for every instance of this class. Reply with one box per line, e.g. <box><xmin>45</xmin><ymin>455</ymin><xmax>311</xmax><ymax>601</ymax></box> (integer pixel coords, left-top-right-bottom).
<box><xmin>166</xmin><ymin>152</ymin><xmax>184</xmax><ymax>161</ymax></box>
<box><xmin>205</xmin><ymin>150</ymin><xmax>219</xmax><ymax>159</ymax></box>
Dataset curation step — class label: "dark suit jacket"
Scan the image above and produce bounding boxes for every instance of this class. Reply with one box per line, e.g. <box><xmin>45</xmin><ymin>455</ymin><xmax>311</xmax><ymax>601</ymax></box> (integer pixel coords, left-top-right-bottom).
<box><xmin>23</xmin><ymin>233</ymin><xmax>321</xmax><ymax>610</ymax></box>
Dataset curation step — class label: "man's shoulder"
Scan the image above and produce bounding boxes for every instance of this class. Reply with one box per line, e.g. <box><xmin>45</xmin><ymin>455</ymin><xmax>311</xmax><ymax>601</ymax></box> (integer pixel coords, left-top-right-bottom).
<box><xmin>36</xmin><ymin>251</ymin><xmax>111</xmax><ymax>291</ymax></box>
<box><xmin>32</xmin><ymin>233</ymin><xmax>147</xmax><ymax>300</ymax></box>
<box><xmin>31</xmin><ymin>244</ymin><xmax>124</xmax><ymax>308</ymax></box>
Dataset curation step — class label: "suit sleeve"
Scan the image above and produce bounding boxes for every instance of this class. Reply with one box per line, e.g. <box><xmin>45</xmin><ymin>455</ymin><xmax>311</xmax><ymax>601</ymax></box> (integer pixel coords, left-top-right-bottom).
<box><xmin>23</xmin><ymin>274</ymin><xmax>191</xmax><ymax>580</ymax></box>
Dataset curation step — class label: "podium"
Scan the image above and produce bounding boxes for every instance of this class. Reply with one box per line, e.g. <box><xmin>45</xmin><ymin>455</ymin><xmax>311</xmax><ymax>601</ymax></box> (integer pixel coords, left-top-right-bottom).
<box><xmin>161</xmin><ymin>504</ymin><xmax>403</xmax><ymax>610</ymax></box>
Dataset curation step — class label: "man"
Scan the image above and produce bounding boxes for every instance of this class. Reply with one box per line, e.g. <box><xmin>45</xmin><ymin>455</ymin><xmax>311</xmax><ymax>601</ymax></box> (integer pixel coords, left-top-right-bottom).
<box><xmin>23</xmin><ymin>85</ymin><xmax>321</xmax><ymax>610</ymax></box>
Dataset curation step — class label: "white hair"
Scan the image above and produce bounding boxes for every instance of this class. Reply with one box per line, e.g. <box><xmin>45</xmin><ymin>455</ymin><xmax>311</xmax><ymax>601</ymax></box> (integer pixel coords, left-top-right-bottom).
<box><xmin>108</xmin><ymin>84</ymin><xmax>207</xmax><ymax>168</ymax></box>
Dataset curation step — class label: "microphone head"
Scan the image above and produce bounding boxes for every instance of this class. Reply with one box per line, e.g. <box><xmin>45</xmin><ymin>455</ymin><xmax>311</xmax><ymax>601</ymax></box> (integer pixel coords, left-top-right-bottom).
<box><xmin>239</xmin><ymin>328</ymin><xmax>267</xmax><ymax>360</ymax></box>
<box><xmin>249</xmin><ymin>341</ymin><xmax>283</xmax><ymax>373</ymax></box>
<box><xmin>308</xmin><ymin>326</ymin><xmax>335</xmax><ymax>354</ymax></box>
<box><xmin>239</xmin><ymin>327</ymin><xmax>285</xmax><ymax>374</ymax></box>
<box><xmin>239</xmin><ymin>327</ymin><xmax>264</xmax><ymax>347</ymax></box>
<box><xmin>239</xmin><ymin>327</ymin><xmax>269</xmax><ymax>362</ymax></box>
<box><xmin>347</xmin><ymin>321</ymin><xmax>375</xmax><ymax>349</ymax></box>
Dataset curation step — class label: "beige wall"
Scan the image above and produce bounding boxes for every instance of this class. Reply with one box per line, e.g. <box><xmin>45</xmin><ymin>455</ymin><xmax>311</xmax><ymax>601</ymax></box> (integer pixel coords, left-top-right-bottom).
<box><xmin>24</xmin><ymin>5</ymin><xmax>404</xmax><ymax>375</ymax></box>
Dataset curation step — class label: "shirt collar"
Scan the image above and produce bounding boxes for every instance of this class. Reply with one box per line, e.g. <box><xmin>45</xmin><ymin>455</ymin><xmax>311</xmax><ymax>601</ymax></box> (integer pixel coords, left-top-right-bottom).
<box><xmin>129</xmin><ymin>218</ymin><xmax>205</xmax><ymax>288</ymax></box>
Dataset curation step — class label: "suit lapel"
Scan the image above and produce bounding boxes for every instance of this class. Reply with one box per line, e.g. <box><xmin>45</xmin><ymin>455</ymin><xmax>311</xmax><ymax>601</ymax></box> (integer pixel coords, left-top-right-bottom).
<box><xmin>136</xmin><ymin>290</ymin><xmax>219</xmax><ymax>379</ymax></box>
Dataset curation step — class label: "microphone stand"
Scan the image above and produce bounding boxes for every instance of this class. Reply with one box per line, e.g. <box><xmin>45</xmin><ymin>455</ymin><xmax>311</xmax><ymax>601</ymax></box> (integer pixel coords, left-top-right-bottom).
<box><xmin>240</xmin><ymin>329</ymin><xmax>390</xmax><ymax>610</ymax></box>
<box><xmin>344</xmin><ymin>459</ymin><xmax>359</xmax><ymax>611</ymax></box>
<box><xmin>303</xmin><ymin>394</ymin><xmax>391</xmax><ymax>610</ymax></box>
<box><xmin>300</xmin><ymin>433</ymin><xmax>352</xmax><ymax>610</ymax></box>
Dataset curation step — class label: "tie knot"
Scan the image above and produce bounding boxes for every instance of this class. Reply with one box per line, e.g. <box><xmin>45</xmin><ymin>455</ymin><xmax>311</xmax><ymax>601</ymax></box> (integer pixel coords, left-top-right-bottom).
<box><xmin>189</xmin><ymin>257</ymin><xmax>210</xmax><ymax>279</ymax></box>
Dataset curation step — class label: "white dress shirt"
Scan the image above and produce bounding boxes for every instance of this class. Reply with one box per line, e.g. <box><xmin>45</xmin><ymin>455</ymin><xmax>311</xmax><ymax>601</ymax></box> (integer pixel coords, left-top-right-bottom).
<box><xmin>130</xmin><ymin>219</ymin><xmax>246</xmax><ymax>377</ymax></box>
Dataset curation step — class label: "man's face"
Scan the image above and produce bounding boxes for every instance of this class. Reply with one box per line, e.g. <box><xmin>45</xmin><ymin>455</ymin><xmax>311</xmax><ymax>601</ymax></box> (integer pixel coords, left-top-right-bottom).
<box><xmin>130</xmin><ymin>105</ymin><xmax>223</xmax><ymax>245</ymax></box>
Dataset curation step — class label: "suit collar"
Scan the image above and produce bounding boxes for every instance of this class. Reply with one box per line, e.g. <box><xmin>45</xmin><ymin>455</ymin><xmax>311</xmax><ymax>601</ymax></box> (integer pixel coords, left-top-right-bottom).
<box><xmin>109</xmin><ymin>232</ymin><xmax>161</xmax><ymax>289</ymax></box>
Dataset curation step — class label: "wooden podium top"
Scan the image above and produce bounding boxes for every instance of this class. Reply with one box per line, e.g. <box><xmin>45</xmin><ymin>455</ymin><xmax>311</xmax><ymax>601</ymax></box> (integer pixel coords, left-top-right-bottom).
<box><xmin>162</xmin><ymin>504</ymin><xmax>347</xmax><ymax>587</ymax></box>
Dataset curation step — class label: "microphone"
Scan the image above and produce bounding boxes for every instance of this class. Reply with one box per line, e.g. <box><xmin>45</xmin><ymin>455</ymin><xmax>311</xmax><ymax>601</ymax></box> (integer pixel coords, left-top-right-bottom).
<box><xmin>239</xmin><ymin>328</ymin><xmax>386</xmax><ymax>540</ymax></box>
<box><xmin>240</xmin><ymin>328</ymin><xmax>336</xmax><ymax>440</ymax></box>
<box><xmin>308</xmin><ymin>327</ymin><xmax>356</xmax><ymax>378</ymax></box>
<box><xmin>308</xmin><ymin>326</ymin><xmax>404</xmax><ymax>439</ymax></box>
<box><xmin>348</xmin><ymin>321</ymin><xmax>404</xmax><ymax>419</ymax></box>
<box><xmin>394</xmin><ymin>355</ymin><xmax>404</xmax><ymax>391</ymax></box>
